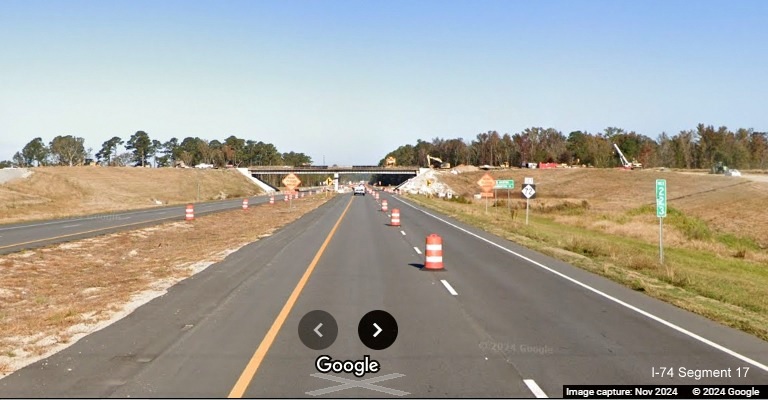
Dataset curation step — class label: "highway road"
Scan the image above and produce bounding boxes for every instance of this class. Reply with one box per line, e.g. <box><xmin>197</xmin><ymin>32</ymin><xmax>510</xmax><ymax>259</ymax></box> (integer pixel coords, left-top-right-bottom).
<box><xmin>0</xmin><ymin>188</ymin><xmax>320</xmax><ymax>255</ymax></box>
<box><xmin>0</xmin><ymin>191</ymin><xmax>767</xmax><ymax>397</ymax></box>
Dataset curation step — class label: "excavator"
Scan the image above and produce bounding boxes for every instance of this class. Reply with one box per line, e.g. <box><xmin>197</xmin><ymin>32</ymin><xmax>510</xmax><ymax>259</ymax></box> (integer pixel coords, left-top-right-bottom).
<box><xmin>613</xmin><ymin>144</ymin><xmax>642</xmax><ymax>170</ymax></box>
<box><xmin>385</xmin><ymin>156</ymin><xmax>396</xmax><ymax>167</ymax></box>
<box><xmin>427</xmin><ymin>155</ymin><xmax>451</xmax><ymax>169</ymax></box>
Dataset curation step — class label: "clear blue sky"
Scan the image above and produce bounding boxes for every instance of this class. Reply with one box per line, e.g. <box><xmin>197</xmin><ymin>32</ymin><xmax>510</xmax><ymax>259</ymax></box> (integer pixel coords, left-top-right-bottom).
<box><xmin>1</xmin><ymin>0</ymin><xmax>766</xmax><ymax>165</ymax></box>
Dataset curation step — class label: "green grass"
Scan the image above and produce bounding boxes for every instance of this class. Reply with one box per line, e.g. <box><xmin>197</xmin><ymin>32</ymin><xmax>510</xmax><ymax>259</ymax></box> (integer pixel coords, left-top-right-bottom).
<box><xmin>407</xmin><ymin>195</ymin><xmax>768</xmax><ymax>341</ymax></box>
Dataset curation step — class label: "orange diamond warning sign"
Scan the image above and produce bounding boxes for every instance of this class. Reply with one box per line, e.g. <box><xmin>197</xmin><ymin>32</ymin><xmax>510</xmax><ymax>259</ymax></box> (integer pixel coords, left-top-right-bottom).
<box><xmin>282</xmin><ymin>173</ymin><xmax>301</xmax><ymax>191</ymax></box>
<box><xmin>477</xmin><ymin>173</ymin><xmax>495</xmax><ymax>193</ymax></box>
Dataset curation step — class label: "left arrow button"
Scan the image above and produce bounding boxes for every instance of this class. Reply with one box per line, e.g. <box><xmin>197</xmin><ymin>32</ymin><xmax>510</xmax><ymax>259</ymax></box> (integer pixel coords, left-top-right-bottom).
<box><xmin>298</xmin><ymin>310</ymin><xmax>337</xmax><ymax>350</ymax></box>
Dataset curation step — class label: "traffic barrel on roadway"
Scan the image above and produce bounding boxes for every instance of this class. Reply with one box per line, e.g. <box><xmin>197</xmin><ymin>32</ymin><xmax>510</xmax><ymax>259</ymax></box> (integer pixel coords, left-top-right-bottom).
<box><xmin>185</xmin><ymin>204</ymin><xmax>194</xmax><ymax>221</ymax></box>
<box><xmin>424</xmin><ymin>234</ymin><xmax>444</xmax><ymax>270</ymax></box>
<box><xmin>390</xmin><ymin>209</ymin><xmax>400</xmax><ymax>226</ymax></box>
<box><xmin>284</xmin><ymin>195</ymin><xmax>289</xmax><ymax>202</ymax></box>
<box><xmin>242</xmin><ymin>198</ymin><xmax>249</xmax><ymax>210</ymax></box>
<box><xmin>375</xmin><ymin>192</ymin><xmax>379</xmax><ymax>201</ymax></box>
<box><xmin>300</xmin><ymin>192</ymin><xmax>304</xmax><ymax>198</ymax></box>
<box><xmin>269</xmin><ymin>196</ymin><xmax>274</xmax><ymax>205</ymax></box>
<box><xmin>381</xmin><ymin>199</ymin><xmax>388</xmax><ymax>212</ymax></box>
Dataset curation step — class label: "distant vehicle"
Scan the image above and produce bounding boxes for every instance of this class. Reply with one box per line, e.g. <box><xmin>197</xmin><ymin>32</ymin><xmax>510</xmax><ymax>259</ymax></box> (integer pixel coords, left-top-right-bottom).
<box><xmin>353</xmin><ymin>185</ymin><xmax>366</xmax><ymax>196</ymax></box>
<box><xmin>195</xmin><ymin>163</ymin><xmax>214</xmax><ymax>169</ymax></box>
<box><xmin>725</xmin><ymin>169</ymin><xmax>741</xmax><ymax>177</ymax></box>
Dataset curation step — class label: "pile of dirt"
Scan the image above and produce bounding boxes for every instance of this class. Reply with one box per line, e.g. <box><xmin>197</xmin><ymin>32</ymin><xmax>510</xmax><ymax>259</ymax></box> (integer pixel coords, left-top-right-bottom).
<box><xmin>398</xmin><ymin>169</ymin><xmax>454</xmax><ymax>197</ymax></box>
<box><xmin>451</xmin><ymin>165</ymin><xmax>479</xmax><ymax>173</ymax></box>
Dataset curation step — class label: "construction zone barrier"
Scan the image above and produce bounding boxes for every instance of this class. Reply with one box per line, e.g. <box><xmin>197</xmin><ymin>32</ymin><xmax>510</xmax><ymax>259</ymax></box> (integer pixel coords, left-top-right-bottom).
<box><xmin>284</xmin><ymin>195</ymin><xmax>289</xmax><ymax>202</ymax></box>
<box><xmin>390</xmin><ymin>209</ymin><xmax>400</xmax><ymax>226</ymax></box>
<box><xmin>242</xmin><ymin>198</ymin><xmax>249</xmax><ymax>210</ymax></box>
<box><xmin>381</xmin><ymin>199</ymin><xmax>388</xmax><ymax>212</ymax></box>
<box><xmin>185</xmin><ymin>204</ymin><xmax>194</xmax><ymax>221</ymax></box>
<box><xmin>424</xmin><ymin>234</ymin><xmax>444</xmax><ymax>270</ymax></box>
<box><xmin>269</xmin><ymin>196</ymin><xmax>274</xmax><ymax>205</ymax></box>
<box><xmin>375</xmin><ymin>192</ymin><xmax>379</xmax><ymax>201</ymax></box>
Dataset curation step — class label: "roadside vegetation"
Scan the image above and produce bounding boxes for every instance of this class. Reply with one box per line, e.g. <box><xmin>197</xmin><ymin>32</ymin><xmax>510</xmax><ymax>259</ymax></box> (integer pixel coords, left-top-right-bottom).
<box><xmin>405</xmin><ymin>168</ymin><xmax>768</xmax><ymax>341</ymax></box>
<box><xmin>0</xmin><ymin>193</ymin><xmax>332</xmax><ymax>375</ymax></box>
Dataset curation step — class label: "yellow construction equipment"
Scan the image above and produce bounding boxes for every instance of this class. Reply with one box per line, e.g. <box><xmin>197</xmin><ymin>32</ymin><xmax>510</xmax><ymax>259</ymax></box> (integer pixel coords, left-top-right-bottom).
<box><xmin>385</xmin><ymin>156</ymin><xmax>396</xmax><ymax>167</ymax></box>
<box><xmin>427</xmin><ymin>155</ymin><xmax>450</xmax><ymax>169</ymax></box>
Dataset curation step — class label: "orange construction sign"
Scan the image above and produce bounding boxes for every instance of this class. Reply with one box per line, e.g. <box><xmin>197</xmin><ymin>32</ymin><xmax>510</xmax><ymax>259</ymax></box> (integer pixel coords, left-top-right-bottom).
<box><xmin>477</xmin><ymin>173</ymin><xmax>495</xmax><ymax>193</ymax></box>
<box><xmin>282</xmin><ymin>173</ymin><xmax>301</xmax><ymax>191</ymax></box>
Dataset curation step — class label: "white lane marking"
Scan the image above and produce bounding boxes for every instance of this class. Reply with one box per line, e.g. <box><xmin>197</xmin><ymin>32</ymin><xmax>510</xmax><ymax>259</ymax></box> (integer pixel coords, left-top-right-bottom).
<box><xmin>524</xmin><ymin>379</ymin><xmax>548</xmax><ymax>398</ymax></box>
<box><xmin>392</xmin><ymin>196</ymin><xmax>768</xmax><ymax>373</ymax></box>
<box><xmin>400</xmin><ymin>231</ymin><xmax>406</xmax><ymax>236</ymax></box>
<box><xmin>413</xmin><ymin>247</ymin><xmax>422</xmax><ymax>255</ymax></box>
<box><xmin>62</xmin><ymin>224</ymin><xmax>81</xmax><ymax>228</ymax></box>
<box><xmin>440</xmin><ymin>280</ymin><xmax>458</xmax><ymax>295</ymax></box>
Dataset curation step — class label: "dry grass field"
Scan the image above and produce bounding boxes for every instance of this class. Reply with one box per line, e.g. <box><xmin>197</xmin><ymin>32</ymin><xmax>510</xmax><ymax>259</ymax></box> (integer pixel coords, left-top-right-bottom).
<box><xmin>0</xmin><ymin>167</ymin><xmax>262</xmax><ymax>224</ymax></box>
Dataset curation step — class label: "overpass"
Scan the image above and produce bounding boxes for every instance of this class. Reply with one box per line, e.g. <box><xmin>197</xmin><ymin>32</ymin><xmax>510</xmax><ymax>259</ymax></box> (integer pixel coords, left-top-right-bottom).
<box><xmin>247</xmin><ymin>165</ymin><xmax>421</xmax><ymax>175</ymax></box>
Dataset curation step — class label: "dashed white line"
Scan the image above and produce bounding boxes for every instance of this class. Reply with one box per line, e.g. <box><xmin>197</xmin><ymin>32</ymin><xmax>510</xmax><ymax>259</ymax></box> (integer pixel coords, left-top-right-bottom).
<box><xmin>440</xmin><ymin>280</ymin><xmax>458</xmax><ymax>295</ymax></box>
<box><xmin>391</xmin><ymin>196</ymin><xmax>768</xmax><ymax>373</ymax></box>
<box><xmin>413</xmin><ymin>247</ymin><xmax>422</xmax><ymax>255</ymax></box>
<box><xmin>400</xmin><ymin>231</ymin><xmax>406</xmax><ymax>236</ymax></box>
<box><xmin>524</xmin><ymin>379</ymin><xmax>548</xmax><ymax>398</ymax></box>
<box><xmin>62</xmin><ymin>224</ymin><xmax>81</xmax><ymax>228</ymax></box>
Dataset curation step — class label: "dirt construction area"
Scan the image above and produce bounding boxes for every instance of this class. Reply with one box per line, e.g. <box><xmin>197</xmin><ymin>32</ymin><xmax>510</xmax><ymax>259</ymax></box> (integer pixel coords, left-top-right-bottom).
<box><xmin>438</xmin><ymin>167</ymin><xmax>768</xmax><ymax>249</ymax></box>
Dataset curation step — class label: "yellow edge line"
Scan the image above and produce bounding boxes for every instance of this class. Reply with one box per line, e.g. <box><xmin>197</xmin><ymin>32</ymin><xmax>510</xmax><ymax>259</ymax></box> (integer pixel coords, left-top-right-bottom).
<box><xmin>228</xmin><ymin>196</ymin><xmax>355</xmax><ymax>398</ymax></box>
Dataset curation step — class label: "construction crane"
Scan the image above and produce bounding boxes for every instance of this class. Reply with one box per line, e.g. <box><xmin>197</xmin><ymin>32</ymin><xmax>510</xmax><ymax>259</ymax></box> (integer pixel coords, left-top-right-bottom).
<box><xmin>426</xmin><ymin>155</ymin><xmax>451</xmax><ymax>169</ymax></box>
<box><xmin>613</xmin><ymin>144</ymin><xmax>642</xmax><ymax>169</ymax></box>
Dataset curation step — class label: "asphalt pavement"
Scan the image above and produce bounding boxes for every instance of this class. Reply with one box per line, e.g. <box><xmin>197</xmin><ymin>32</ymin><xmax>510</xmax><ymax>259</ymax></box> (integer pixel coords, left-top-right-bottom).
<box><xmin>0</xmin><ymin>190</ymin><xmax>766</xmax><ymax>398</ymax></box>
<box><xmin>0</xmin><ymin>189</ymin><xmax>320</xmax><ymax>255</ymax></box>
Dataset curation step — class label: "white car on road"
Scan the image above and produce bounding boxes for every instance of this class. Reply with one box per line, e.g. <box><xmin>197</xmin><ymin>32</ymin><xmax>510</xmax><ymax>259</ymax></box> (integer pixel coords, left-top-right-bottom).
<box><xmin>353</xmin><ymin>185</ymin><xmax>366</xmax><ymax>196</ymax></box>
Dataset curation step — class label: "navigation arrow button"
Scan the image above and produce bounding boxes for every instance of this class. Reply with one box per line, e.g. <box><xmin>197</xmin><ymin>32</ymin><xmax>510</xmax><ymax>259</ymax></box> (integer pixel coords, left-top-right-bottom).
<box><xmin>298</xmin><ymin>310</ymin><xmax>337</xmax><ymax>350</ymax></box>
<box><xmin>373</xmin><ymin>323</ymin><xmax>382</xmax><ymax>338</ymax></box>
<box><xmin>314</xmin><ymin>323</ymin><xmax>324</xmax><ymax>338</ymax></box>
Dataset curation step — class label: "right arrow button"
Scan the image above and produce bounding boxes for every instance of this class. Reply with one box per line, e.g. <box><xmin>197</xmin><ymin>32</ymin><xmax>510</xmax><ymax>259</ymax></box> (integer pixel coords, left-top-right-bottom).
<box><xmin>358</xmin><ymin>310</ymin><xmax>398</xmax><ymax>350</ymax></box>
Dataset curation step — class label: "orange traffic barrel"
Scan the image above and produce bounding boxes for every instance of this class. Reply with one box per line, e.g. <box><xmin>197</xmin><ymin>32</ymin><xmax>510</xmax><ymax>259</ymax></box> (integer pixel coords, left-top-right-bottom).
<box><xmin>185</xmin><ymin>204</ymin><xmax>194</xmax><ymax>221</ymax></box>
<box><xmin>269</xmin><ymin>196</ymin><xmax>274</xmax><ymax>205</ymax></box>
<box><xmin>381</xmin><ymin>199</ymin><xmax>388</xmax><ymax>212</ymax></box>
<box><xmin>284</xmin><ymin>195</ymin><xmax>289</xmax><ymax>202</ymax></box>
<box><xmin>242</xmin><ymin>198</ymin><xmax>249</xmax><ymax>210</ymax></box>
<box><xmin>390</xmin><ymin>209</ymin><xmax>400</xmax><ymax>226</ymax></box>
<box><xmin>424</xmin><ymin>234</ymin><xmax>444</xmax><ymax>270</ymax></box>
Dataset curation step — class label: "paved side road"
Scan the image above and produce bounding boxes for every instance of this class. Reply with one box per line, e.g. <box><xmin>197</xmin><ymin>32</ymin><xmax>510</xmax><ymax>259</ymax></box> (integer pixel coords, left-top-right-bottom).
<box><xmin>0</xmin><ymin>190</ymin><xmax>323</xmax><ymax>255</ymax></box>
<box><xmin>0</xmin><ymin>192</ymin><xmax>766</xmax><ymax>397</ymax></box>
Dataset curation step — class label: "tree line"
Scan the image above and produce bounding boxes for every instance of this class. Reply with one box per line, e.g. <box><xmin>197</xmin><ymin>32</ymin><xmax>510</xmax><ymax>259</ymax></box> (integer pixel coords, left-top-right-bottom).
<box><xmin>4</xmin><ymin>132</ymin><xmax>313</xmax><ymax>168</ymax></box>
<box><xmin>379</xmin><ymin>124</ymin><xmax>768</xmax><ymax>170</ymax></box>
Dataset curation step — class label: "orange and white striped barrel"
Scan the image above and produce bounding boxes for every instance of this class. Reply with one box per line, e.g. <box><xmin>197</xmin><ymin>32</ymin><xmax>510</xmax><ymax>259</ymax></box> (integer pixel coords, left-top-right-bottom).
<box><xmin>381</xmin><ymin>199</ymin><xmax>388</xmax><ymax>212</ymax></box>
<box><xmin>390</xmin><ymin>209</ymin><xmax>400</xmax><ymax>226</ymax></box>
<box><xmin>375</xmin><ymin>192</ymin><xmax>379</xmax><ymax>201</ymax></box>
<box><xmin>284</xmin><ymin>195</ymin><xmax>289</xmax><ymax>202</ymax></box>
<box><xmin>300</xmin><ymin>192</ymin><xmax>304</xmax><ymax>198</ymax></box>
<box><xmin>185</xmin><ymin>204</ymin><xmax>194</xmax><ymax>221</ymax></box>
<box><xmin>269</xmin><ymin>196</ymin><xmax>274</xmax><ymax>205</ymax></box>
<box><xmin>424</xmin><ymin>234</ymin><xmax>444</xmax><ymax>270</ymax></box>
<box><xmin>242</xmin><ymin>198</ymin><xmax>249</xmax><ymax>210</ymax></box>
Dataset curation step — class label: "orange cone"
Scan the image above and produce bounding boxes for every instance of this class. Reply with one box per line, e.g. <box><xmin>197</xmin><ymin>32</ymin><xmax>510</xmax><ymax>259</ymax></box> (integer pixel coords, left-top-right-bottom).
<box><xmin>185</xmin><ymin>204</ymin><xmax>194</xmax><ymax>221</ymax></box>
<box><xmin>424</xmin><ymin>234</ymin><xmax>444</xmax><ymax>270</ymax></box>
<box><xmin>390</xmin><ymin>209</ymin><xmax>400</xmax><ymax>226</ymax></box>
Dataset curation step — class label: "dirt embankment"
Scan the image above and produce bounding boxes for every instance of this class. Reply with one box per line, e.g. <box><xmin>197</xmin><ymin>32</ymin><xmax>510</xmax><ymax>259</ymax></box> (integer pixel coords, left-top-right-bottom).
<box><xmin>438</xmin><ymin>168</ymin><xmax>768</xmax><ymax>249</ymax></box>
<box><xmin>0</xmin><ymin>167</ymin><xmax>262</xmax><ymax>224</ymax></box>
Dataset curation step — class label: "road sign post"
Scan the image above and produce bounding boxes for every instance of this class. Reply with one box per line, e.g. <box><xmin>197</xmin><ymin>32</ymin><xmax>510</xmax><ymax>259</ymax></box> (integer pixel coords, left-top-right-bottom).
<box><xmin>283</xmin><ymin>173</ymin><xmax>301</xmax><ymax>209</ymax></box>
<box><xmin>522</xmin><ymin>178</ymin><xmax>536</xmax><ymax>225</ymax></box>
<box><xmin>656</xmin><ymin>179</ymin><xmax>667</xmax><ymax>264</ymax></box>
<box><xmin>494</xmin><ymin>179</ymin><xmax>515</xmax><ymax>214</ymax></box>
<box><xmin>477</xmin><ymin>173</ymin><xmax>495</xmax><ymax>214</ymax></box>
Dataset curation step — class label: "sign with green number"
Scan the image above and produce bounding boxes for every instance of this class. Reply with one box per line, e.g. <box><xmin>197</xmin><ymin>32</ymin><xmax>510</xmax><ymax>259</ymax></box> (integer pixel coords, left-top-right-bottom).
<box><xmin>656</xmin><ymin>179</ymin><xmax>667</xmax><ymax>218</ymax></box>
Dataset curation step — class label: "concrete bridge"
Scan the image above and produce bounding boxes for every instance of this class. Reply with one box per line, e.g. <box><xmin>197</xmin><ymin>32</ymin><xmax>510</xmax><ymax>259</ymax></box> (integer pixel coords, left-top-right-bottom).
<box><xmin>247</xmin><ymin>165</ymin><xmax>421</xmax><ymax>175</ymax></box>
